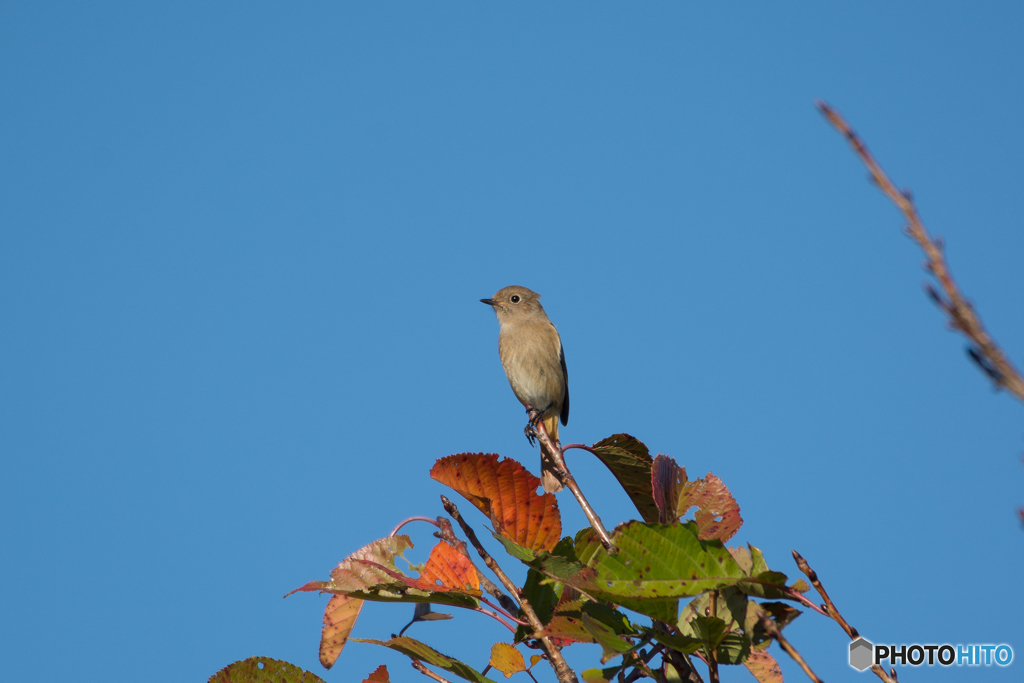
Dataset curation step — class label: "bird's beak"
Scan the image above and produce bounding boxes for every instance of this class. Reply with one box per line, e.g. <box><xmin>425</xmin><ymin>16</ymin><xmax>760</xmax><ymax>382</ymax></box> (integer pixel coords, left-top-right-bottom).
<box><xmin>480</xmin><ymin>298</ymin><xmax>495</xmax><ymax>306</ymax></box>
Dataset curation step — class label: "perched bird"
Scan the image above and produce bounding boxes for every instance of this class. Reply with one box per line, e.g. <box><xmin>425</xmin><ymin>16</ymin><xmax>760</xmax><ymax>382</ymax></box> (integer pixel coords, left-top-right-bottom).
<box><xmin>480</xmin><ymin>285</ymin><xmax>569</xmax><ymax>493</ymax></box>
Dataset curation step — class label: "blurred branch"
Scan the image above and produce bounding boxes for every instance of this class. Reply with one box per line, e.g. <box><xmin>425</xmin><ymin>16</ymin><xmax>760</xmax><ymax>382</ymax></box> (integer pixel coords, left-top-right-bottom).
<box><xmin>792</xmin><ymin>550</ymin><xmax>897</xmax><ymax>683</ymax></box>
<box><xmin>818</xmin><ymin>100</ymin><xmax>1024</xmax><ymax>404</ymax></box>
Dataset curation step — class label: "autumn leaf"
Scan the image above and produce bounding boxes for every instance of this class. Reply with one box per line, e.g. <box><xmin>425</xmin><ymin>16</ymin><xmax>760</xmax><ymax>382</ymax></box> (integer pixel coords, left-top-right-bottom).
<box><xmin>744</xmin><ymin>650</ymin><xmax>784</xmax><ymax>683</ymax></box>
<box><xmin>431</xmin><ymin>453</ymin><xmax>561</xmax><ymax>552</ymax></box>
<box><xmin>489</xmin><ymin>643</ymin><xmax>527</xmax><ymax>678</ymax></box>
<box><xmin>362</xmin><ymin>664</ymin><xmax>390</xmax><ymax>682</ymax></box>
<box><xmin>319</xmin><ymin>594</ymin><xmax>364</xmax><ymax>669</ymax></box>
<box><xmin>208</xmin><ymin>656</ymin><xmax>326</xmax><ymax>683</ymax></box>
<box><xmin>286</xmin><ymin>535</ymin><xmax>414</xmax><ymax>598</ymax></box>
<box><xmin>287</xmin><ymin>535</ymin><xmax>481</xmax><ymax>609</ymax></box>
<box><xmin>417</xmin><ymin>540</ymin><xmax>480</xmax><ymax>592</ymax></box>
<box><xmin>650</xmin><ymin>455</ymin><xmax>742</xmax><ymax>542</ymax></box>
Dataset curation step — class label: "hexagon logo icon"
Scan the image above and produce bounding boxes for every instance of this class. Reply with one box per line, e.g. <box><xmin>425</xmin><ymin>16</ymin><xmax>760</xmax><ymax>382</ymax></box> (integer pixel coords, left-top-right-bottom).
<box><xmin>849</xmin><ymin>637</ymin><xmax>874</xmax><ymax>671</ymax></box>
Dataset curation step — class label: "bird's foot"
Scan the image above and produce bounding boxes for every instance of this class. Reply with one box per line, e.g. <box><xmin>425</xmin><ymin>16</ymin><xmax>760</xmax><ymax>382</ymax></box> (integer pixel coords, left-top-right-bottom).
<box><xmin>524</xmin><ymin>423</ymin><xmax>537</xmax><ymax>447</ymax></box>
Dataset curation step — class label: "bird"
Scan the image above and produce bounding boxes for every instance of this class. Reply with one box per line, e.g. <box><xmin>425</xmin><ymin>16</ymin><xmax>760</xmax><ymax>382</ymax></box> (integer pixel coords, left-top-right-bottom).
<box><xmin>480</xmin><ymin>285</ymin><xmax>569</xmax><ymax>493</ymax></box>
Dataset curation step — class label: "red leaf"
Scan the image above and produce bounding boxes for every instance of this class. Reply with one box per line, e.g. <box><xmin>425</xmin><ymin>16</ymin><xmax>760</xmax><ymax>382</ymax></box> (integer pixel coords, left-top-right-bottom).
<box><xmin>362</xmin><ymin>664</ymin><xmax>390</xmax><ymax>682</ymax></box>
<box><xmin>431</xmin><ymin>453</ymin><xmax>561</xmax><ymax>552</ymax></box>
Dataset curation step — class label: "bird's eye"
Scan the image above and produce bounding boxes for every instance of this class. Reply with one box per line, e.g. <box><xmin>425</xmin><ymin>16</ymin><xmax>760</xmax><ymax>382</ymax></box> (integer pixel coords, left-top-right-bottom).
<box><xmin>510</xmin><ymin>295</ymin><xmax>520</xmax><ymax>303</ymax></box>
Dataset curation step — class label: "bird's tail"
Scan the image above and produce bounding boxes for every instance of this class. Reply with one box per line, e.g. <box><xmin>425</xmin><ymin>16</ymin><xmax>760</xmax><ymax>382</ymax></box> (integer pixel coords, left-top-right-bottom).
<box><xmin>540</xmin><ymin>414</ymin><xmax>564</xmax><ymax>493</ymax></box>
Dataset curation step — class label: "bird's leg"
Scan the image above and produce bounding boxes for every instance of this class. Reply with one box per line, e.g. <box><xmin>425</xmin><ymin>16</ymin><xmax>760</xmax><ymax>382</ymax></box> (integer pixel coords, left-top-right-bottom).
<box><xmin>523</xmin><ymin>405</ymin><xmax>541</xmax><ymax>446</ymax></box>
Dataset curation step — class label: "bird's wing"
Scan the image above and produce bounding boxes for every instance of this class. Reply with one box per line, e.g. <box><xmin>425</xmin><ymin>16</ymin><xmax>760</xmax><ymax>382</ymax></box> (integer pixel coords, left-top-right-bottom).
<box><xmin>559</xmin><ymin>342</ymin><xmax>569</xmax><ymax>426</ymax></box>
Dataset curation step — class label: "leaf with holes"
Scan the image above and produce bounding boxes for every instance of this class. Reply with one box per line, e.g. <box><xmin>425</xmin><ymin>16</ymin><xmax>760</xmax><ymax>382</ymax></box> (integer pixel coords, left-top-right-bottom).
<box><xmin>353</xmin><ymin>637</ymin><xmax>495</xmax><ymax>683</ymax></box>
<box><xmin>489</xmin><ymin>643</ymin><xmax>527</xmax><ymax>678</ymax></box>
<box><xmin>208</xmin><ymin>656</ymin><xmax>326</xmax><ymax>683</ymax></box>
<box><xmin>651</xmin><ymin>455</ymin><xmax>742</xmax><ymax>541</ymax></box>
<box><xmin>431</xmin><ymin>453</ymin><xmax>561</xmax><ymax>551</ymax></box>
<box><xmin>590</xmin><ymin>434</ymin><xmax>659</xmax><ymax>523</ymax></box>
<box><xmin>319</xmin><ymin>594</ymin><xmax>364</xmax><ymax>669</ymax></box>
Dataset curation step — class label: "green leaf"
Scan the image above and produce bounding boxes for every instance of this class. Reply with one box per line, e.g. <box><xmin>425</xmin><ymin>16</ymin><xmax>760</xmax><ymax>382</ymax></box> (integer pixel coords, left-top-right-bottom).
<box><xmin>688</xmin><ymin>615</ymin><xmax>728</xmax><ymax>649</ymax></box>
<box><xmin>514</xmin><ymin>568</ymin><xmax>560</xmax><ymax>642</ymax></box>
<box><xmin>679</xmin><ymin>587</ymin><xmax>749</xmax><ymax>633</ymax></box>
<box><xmin>590</xmin><ymin>434</ymin><xmax>660</xmax><ymax>523</ymax></box>
<box><xmin>581</xmin><ymin>666</ymin><xmax>622</xmax><ymax>683</ymax></box>
<box><xmin>646</xmin><ymin>630</ymin><xmax>702</xmax><ymax>655</ymax></box>
<box><xmin>716</xmin><ymin>632</ymin><xmax>751</xmax><ymax>664</ymax></box>
<box><xmin>582</xmin><ymin>613</ymin><xmax>635</xmax><ymax>662</ymax></box>
<box><xmin>492</xmin><ymin>533</ymin><xmax>537</xmax><ymax>562</ymax></box>
<box><xmin>663</xmin><ymin>662</ymin><xmax>685</xmax><ymax>682</ymax></box>
<box><xmin>353</xmin><ymin>637</ymin><xmax>495</xmax><ymax>683</ymax></box>
<box><xmin>565</xmin><ymin>521</ymin><xmax>746</xmax><ymax>603</ymax></box>
<box><xmin>737</xmin><ymin>571</ymin><xmax>792</xmax><ymax>599</ymax></box>
<box><xmin>208</xmin><ymin>656</ymin><xmax>327</xmax><ymax>683</ymax></box>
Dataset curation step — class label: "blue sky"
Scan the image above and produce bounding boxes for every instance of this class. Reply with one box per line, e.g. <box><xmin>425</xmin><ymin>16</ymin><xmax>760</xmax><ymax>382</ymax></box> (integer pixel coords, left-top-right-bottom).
<box><xmin>2</xmin><ymin>3</ymin><xmax>1023</xmax><ymax>682</ymax></box>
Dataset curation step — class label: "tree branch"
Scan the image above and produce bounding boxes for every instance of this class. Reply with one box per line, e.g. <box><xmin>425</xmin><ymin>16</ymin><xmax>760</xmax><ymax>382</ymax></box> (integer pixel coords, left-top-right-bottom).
<box><xmin>818</xmin><ymin>100</ymin><xmax>1024</xmax><ymax>404</ymax></box>
<box><xmin>531</xmin><ymin>416</ymin><xmax>615</xmax><ymax>550</ymax></box>
<box><xmin>441</xmin><ymin>495</ymin><xmax>580</xmax><ymax>683</ymax></box>
<box><xmin>792</xmin><ymin>550</ymin><xmax>897</xmax><ymax>683</ymax></box>
<box><xmin>758</xmin><ymin>611</ymin><xmax>824</xmax><ymax>683</ymax></box>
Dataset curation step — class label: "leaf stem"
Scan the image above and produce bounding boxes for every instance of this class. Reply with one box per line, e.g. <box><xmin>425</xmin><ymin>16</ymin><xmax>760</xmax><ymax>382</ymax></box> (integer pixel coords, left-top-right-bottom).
<box><xmin>390</xmin><ymin>516</ymin><xmax>441</xmax><ymax>537</ymax></box>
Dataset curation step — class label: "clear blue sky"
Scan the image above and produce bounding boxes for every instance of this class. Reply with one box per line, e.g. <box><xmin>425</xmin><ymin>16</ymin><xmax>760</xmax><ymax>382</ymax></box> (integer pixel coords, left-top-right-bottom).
<box><xmin>2</xmin><ymin>3</ymin><xmax>1023</xmax><ymax>682</ymax></box>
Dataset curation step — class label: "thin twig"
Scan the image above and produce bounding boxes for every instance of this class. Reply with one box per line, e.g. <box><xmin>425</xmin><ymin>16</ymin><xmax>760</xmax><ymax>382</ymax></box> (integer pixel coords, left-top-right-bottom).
<box><xmin>441</xmin><ymin>495</ymin><xmax>580</xmax><ymax>683</ymax></box>
<box><xmin>818</xmin><ymin>100</ymin><xmax>1024</xmax><ymax>404</ymax></box>
<box><xmin>758</xmin><ymin>612</ymin><xmax>824</xmax><ymax>683</ymax></box>
<box><xmin>412</xmin><ymin>659</ymin><xmax>453</xmax><ymax>683</ymax></box>
<box><xmin>792</xmin><ymin>550</ymin><xmax>896</xmax><ymax>683</ymax></box>
<box><xmin>531</xmin><ymin>416</ymin><xmax>615</xmax><ymax>550</ymax></box>
<box><xmin>390</xmin><ymin>516</ymin><xmax>441</xmax><ymax>537</ymax></box>
<box><xmin>478</xmin><ymin>596</ymin><xmax>531</xmax><ymax>627</ymax></box>
<box><xmin>791</xmin><ymin>551</ymin><xmax>857</xmax><ymax>638</ymax></box>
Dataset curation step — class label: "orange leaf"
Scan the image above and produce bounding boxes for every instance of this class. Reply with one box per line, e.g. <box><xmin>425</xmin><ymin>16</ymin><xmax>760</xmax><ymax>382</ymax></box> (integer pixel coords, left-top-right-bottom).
<box><xmin>489</xmin><ymin>643</ymin><xmax>527</xmax><ymax>678</ymax></box>
<box><xmin>431</xmin><ymin>453</ymin><xmax>561</xmax><ymax>552</ymax></box>
<box><xmin>417</xmin><ymin>541</ymin><xmax>480</xmax><ymax>591</ymax></box>
<box><xmin>362</xmin><ymin>664</ymin><xmax>390</xmax><ymax>682</ymax></box>
<box><xmin>319</xmin><ymin>594</ymin><xmax>364</xmax><ymax>669</ymax></box>
<box><xmin>744</xmin><ymin>650</ymin><xmax>783</xmax><ymax>683</ymax></box>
